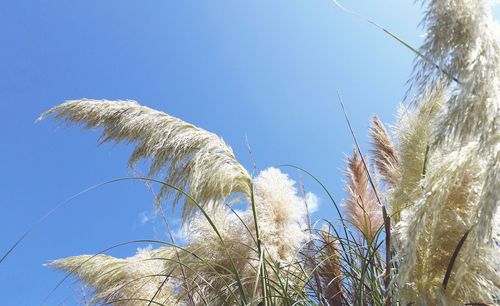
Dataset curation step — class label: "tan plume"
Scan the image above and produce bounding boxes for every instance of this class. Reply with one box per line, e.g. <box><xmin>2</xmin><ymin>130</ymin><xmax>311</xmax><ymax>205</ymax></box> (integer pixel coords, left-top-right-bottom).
<box><xmin>318</xmin><ymin>229</ymin><xmax>344</xmax><ymax>306</ymax></box>
<box><xmin>369</xmin><ymin>115</ymin><xmax>399</xmax><ymax>186</ymax></box>
<box><xmin>39</xmin><ymin>99</ymin><xmax>252</xmax><ymax>220</ymax></box>
<box><xmin>49</xmin><ymin>247</ymin><xmax>178</xmax><ymax>306</ymax></box>
<box><xmin>344</xmin><ymin>149</ymin><xmax>383</xmax><ymax>241</ymax></box>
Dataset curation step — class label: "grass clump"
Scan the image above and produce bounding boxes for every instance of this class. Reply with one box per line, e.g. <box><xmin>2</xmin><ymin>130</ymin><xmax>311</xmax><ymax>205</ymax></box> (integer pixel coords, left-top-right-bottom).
<box><xmin>3</xmin><ymin>0</ymin><xmax>499</xmax><ymax>305</ymax></box>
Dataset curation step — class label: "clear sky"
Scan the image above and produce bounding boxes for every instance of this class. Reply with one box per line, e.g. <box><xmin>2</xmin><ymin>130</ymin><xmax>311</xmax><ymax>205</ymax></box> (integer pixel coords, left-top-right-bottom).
<box><xmin>1</xmin><ymin>1</ymin><xmax>495</xmax><ymax>304</ymax></box>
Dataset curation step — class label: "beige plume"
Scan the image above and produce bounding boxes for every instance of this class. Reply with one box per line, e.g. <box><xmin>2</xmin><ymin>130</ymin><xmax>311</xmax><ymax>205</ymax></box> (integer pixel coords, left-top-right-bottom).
<box><xmin>49</xmin><ymin>247</ymin><xmax>179</xmax><ymax>305</ymax></box>
<box><xmin>395</xmin><ymin>0</ymin><xmax>500</xmax><ymax>303</ymax></box>
<box><xmin>344</xmin><ymin>150</ymin><xmax>382</xmax><ymax>241</ymax></box>
<box><xmin>369</xmin><ymin>115</ymin><xmax>399</xmax><ymax>186</ymax></box>
<box><xmin>39</xmin><ymin>99</ymin><xmax>252</xmax><ymax>220</ymax></box>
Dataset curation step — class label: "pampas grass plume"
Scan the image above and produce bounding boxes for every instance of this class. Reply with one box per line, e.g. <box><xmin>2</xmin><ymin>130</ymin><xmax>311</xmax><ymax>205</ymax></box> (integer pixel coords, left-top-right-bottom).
<box><xmin>369</xmin><ymin>115</ymin><xmax>399</xmax><ymax>186</ymax></box>
<box><xmin>344</xmin><ymin>149</ymin><xmax>382</xmax><ymax>241</ymax></box>
<box><xmin>40</xmin><ymin>99</ymin><xmax>252</xmax><ymax>220</ymax></box>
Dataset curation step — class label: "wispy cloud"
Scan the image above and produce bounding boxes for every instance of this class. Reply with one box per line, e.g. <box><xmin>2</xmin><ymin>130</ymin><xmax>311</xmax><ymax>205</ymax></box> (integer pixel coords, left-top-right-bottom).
<box><xmin>138</xmin><ymin>211</ymin><xmax>154</xmax><ymax>225</ymax></box>
<box><xmin>305</xmin><ymin>192</ymin><xmax>320</xmax><ymax>214</ymax></box>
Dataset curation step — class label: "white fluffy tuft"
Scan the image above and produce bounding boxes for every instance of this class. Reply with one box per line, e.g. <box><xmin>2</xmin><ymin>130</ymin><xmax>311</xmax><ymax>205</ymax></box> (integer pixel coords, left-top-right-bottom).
<box><xmin>40</xmin><ymin>99</ymin><xmax>252</xmax><ymax>220</ymax></box>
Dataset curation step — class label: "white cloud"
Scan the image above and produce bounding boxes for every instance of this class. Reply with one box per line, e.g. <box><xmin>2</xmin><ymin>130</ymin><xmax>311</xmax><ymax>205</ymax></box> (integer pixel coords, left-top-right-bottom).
<box><xmin>304</xmin><ymin>192</ymin><xmax>320</xmax><ymax>214</ymax></box>
<box><xmin>139</xmin><ymin>211</ymin><xmax>152</xmax><ymax>225</ymax></box>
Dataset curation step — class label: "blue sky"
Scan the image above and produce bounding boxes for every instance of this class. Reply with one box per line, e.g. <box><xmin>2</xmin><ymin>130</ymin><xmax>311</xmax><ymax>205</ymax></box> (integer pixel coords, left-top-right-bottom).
<box><xmin>1</xmin><ymin>1</ymin><xmax>492</xmax><ymax>304</ymax></box>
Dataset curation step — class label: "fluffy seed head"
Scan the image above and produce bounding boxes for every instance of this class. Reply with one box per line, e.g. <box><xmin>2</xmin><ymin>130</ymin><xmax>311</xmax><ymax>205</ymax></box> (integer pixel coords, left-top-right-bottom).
<box><xmin>250</xmin><ymin>167</ymin><xmax>308</xmax><ymax>263</ymax></box>
<box><xmin>413</xmin><ymin>0</ymin><xmax>500</xmax><ymax>147</ymax></box>
<box><xmin>50</xmin><ymin>247</ymin><xmax>179</xmax><ymax>305</ymax></box>
<box><xmin>39</xmin><ymin>99</ymin><xmax>252</xmax><ymax>220</ymax></box>
<box><xmin>344</xmin><ymin>150</ymin><xmax>383</xmax><ymax>241</ymax></box>
<box><xmin>318</xmin><ymin>229</ymin><xmax>344</xmax><ymax>306</ymax></box>
<box><xmin>369</xmin><ymin>115</ymin><xmax>399</xmax><ymax>186</ymax></box>
<box><xmin>397</xmin><ymin>0</ymin><xmax>500</xmax><ymax>303</ymax></box>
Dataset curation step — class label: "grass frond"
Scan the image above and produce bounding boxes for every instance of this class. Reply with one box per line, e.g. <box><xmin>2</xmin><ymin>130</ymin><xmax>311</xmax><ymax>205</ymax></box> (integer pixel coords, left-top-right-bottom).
<box><xmin>318</xmin><ymin>229</ymin><xmax>345</xmax><ymax>306</ymax></box>
<box><xmin>49</xmin><ymin>247</ymin><xmax>177</xmax><ymax>305</ymax></box>
<box><xmin>390</xmin><ymin>93</ymin><xmax>443</xmax><ymax>221</ymax></box>
<box><xmin>250</xmin><ymin>167</ymin><xmax>308</xmax><ymax>263</ymax></box>
<box><xmin>39</xmin><ymin>99</ymin><xmax>252</xmax><ymax>220</ymax></box>
<box><xmin>369</xmin><ymin>115</ymin><xmax>399</xmax><ymax>186</ymax></box>
<box><xmin>413</xmin><ymin>0</ymin><xmax>500</xmax><ymax>238</ymax></box>
<box><xmin>32</xmin><ymin>1</ymin><xmax>500</xmax><ymax>305</ymax></box>
<box><xmin>344</xmin><ymin>149</ymin><xmax>383</xmax><ymax>242</ymax></box>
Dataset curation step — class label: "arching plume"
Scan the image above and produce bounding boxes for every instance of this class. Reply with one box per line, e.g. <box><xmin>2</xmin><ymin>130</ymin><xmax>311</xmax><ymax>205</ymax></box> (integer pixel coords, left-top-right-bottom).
<box><xmin>369</xmin><ymin>115</ymin><xmax>399</xmax><ymax>186</ymax></box>
<box><xmin>39</xmin><ymin>99</ymin><xmax>252</xmax><ymax>220</ymax></box>
<box><xmin>50</xmin><ymin>247</ymin><xmax>179</xmax><ymax>306</ymax></box>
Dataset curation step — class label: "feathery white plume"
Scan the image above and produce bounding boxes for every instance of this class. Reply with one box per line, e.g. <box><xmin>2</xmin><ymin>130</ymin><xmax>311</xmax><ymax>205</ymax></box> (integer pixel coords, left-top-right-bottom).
<box><xmin>155</xmin><ymin>168</ymin><xmax>308</xmax><ymax>303</ymax></box>
<box><xmin>415</xmin><ymin>0</ymin><xmax>500</xmax><ymax>125</ymax></box>
<box><xmin>421</xmin><ymin>0</ymin><xmax>500</xmax><ymax>149</ymax></box>
<box><xmin>39</xmin><ymin>99</ymin><xmax>252</xmax><ymax>220</ymax></box>
<box><xmin>50</xmin><ymin>247</ymin><xmax>179</xmax><ymax>305</ymax></box>
<box><xmin>180</xmin><ymin>203</ymin><xmax>254</xmax><ymax>304</ymax></box>
<box><xmin>405</xmin><ymin>1</ymin><xmax>500</xmax><ymax>301</ymax></box>
<box><xmin>396</xmin><ymin>1</ymin><xmax>500</xmax><ymax>303</ymax></box>
<box><xmin>390</xmin><ymin>94</ymin><xmax>443</xmax><ymax>221</ymax></box>
<box><xmin>395</xmin><ymin>140</ymin><xmax>500</xmax><ymax>304</ymax></box>
<box><xmin>248</xmin><ymin>167</ymin><xmax>308</xmax><ymax>263</ymax></box>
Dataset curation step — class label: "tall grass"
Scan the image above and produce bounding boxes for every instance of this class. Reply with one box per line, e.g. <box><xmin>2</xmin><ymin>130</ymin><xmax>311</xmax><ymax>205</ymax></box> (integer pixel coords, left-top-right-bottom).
<box><xmin>2</xmin><ymin>0</ymin><xmax>499</xmax><ymax>305</ymax></box>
